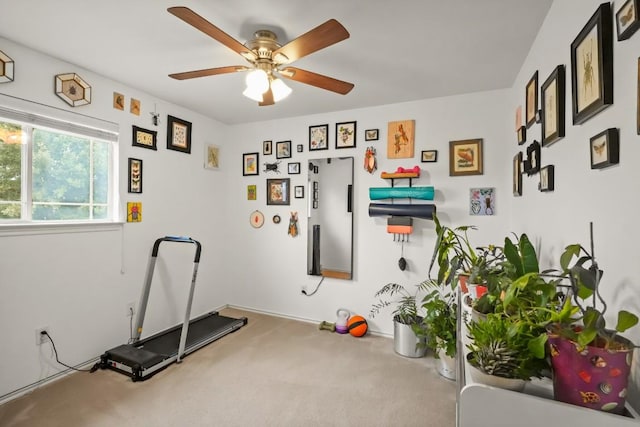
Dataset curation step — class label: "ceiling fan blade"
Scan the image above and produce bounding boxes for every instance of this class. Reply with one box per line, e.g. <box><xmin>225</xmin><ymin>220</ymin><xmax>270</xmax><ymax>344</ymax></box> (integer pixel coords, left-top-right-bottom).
<box><xmin>273</xmin><ymin>19</ymin><xmax>349</xmax><ymax>64</ymax></box>
<box><xmin>259</xmin><ymin>88</ymin><xmax>275</xmax><ymax>106</ymax></box>
<box><xmin>168</xmin><ymin>7</ymin><xmax>256</xmax><ymax>61</ymax></box>
<box><xmin>280</xmin><ymin>67</ymin><xmax>354</xmax><ymax>95</ymax></box>
<box><xmin>169</xmin><ymin>66</ymin><xmax>248</xmax><ymax>80</ymax></box>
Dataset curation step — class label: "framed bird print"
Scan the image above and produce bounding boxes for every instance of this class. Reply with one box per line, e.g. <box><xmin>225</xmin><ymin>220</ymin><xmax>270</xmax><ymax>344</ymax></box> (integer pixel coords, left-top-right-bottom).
<box><xmin>590</xmin><ymin>128</ymin><xmax>619</xmax><ymax>169</ymax></box>
<box><xmin>449</xmin><ymin>139</ymin><xmax>483</xmax><ymax>176</ymax></box>
<box><xmin>387</xmin><ymin>120</ymin><xmax>414</xmax><ymax>158</ymax></box>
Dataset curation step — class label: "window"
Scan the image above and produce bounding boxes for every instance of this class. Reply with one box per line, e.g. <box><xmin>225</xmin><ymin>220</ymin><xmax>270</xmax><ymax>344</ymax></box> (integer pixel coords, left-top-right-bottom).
<box><xmin>0</xmin><ymin>104</ymin><xmax>118</xmax><ymax>225</ymax></box>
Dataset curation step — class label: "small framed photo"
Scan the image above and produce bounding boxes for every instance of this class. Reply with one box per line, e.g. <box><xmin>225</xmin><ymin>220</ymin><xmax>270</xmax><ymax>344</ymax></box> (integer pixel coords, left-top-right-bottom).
<box><xmin>204</xmin><ymin>144</ymin><xmax>219</xmax><ymax>169</ymax></box>
<box><xmin>571</xmin><ymin>3</ymin><xmax>613</xmax><ymax>125</ymax></box>
<box><xmin>541</xmin><ymin>65</ymin><xmax>566</xmax><ymax>147</ymax></box>
<box><xmin>524</xmin><ymin>140</ymin><xmax>541</xmax><ymax>176</ymax></box>
<box><xmin>421</xmin><ymin>150</ymin><xmax>438</xmax><ymax>163</ymax></box>
<box><xmin>336</xmin><ymin>121</ymin><xmax>356</xmax><ymax>149</ymax></box>
<box><xmin>128</xmin><ymin>158</ymin><xmax>142</xmax><ymax>193</ymax></box>
<box><xmin>517</xmin><ymin>125</ymin><xmax>527</xmax><ymax>145</ymax></box>
<box><xmin>167</xmin><ymin>115</ymin><xmax>192</xmax><ymax>154</ymax></box>
<box><xmin>313</xmin><ymin>181</ymin><xmax>319</xmax><ymax>191</ymax></box>
<box><xmin>616</xmin><ymin>0</ymin><xmax>640</xmax><ymax>41</ymax></box>
<box><xmin>267</xmin><ymin>178</ymin><xmax>290</xmax><ymax>206</ymax></box>
<box><xmin>470</xmin><ymin>188</ymin><xmax>495</xmax><ymax>216</ymax></box>
<box><xmin>449</xmin><ymin>138</ymin><xmax>483</xmax><ymax>176</ymax></box>
<box><xmin>313</xmin><ymin>200</ymin><xmax>318</xmax><ymax>209</ymax></box>
<box><xmin>513</xmin><ymin>152</ymin><xmax>523</xmax><ymax>197</ymax></box>
<box><xmin>539</xmin><ymin>165</ymin><xmax>555</xmax><ymax>192</ymax></box>
<box><xmin>365</xmin><ymin>129</ymin><xmax>379</xmax><ymax>141</ymax></box>
<box><xmin>263</xmin><ymin>140</ymin><xmax>272</xmax><ymax>155</ymax></box>
<box><xmin>276</xmin><ymin>140</ymin><xmax>292</xmax><ymax>159</ymax></box>
<box><xmin>309</xmin><ymin>124</ymin><xmax>329</xmax><ymax>151</ymax></box>
<box><xmin>294</xmin><ymin>186</ymin><xmax>305</xmax><ymax>199</ymax></box>
<box><xmin>132</xmin><ymin>126</ymin><xmax>157</xmax><ymax>150</ymax></box>
<box><xmin>247</xmin><ymin>185</ymin><xmax>257</xmax><ymax>200</ymax></box>
<box><xmin>297</xmin><ymin>144</ymin><xmax>303</xmax><ymax>153</ymax></box>
<box><xmin>590</xmin><ymin>128</ymin><xmax>619</xmax><ymax>169</ymax></box>
<box><xmin>243</xmin><ymin>152</ymin><xmax>259</xmax><ymax>176</ymax></box>
<box><xmin>525</xmin><ymin>71</ymin><xmax>538</xmax><ymax>128</ymax></box>
<box><xmin>288</xmin><ymin>162</ymin><xmax>300</xmax><ymax>174</ymax></box>
<box><xmin>130</xmin><ymin>98</ymin><xmax>141</xmax><ymax>116</ymax></box>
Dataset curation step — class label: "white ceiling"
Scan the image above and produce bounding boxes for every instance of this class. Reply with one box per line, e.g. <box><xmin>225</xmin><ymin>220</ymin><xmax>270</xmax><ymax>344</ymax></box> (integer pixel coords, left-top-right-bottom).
<box><xmin>0</xmin><ymin>0</ymin><xmax>553</xmax><ymax>125</ymax></box>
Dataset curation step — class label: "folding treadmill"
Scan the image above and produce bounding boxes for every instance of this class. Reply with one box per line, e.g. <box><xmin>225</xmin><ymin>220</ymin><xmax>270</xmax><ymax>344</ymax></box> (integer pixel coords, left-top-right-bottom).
<box><xmin>98</xmin><ymin>236</ymin><xmax>247</xmax><ymax>381</ymax></box>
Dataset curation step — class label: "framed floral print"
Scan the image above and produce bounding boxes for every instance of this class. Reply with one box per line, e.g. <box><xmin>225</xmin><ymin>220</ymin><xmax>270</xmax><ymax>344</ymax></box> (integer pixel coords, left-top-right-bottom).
<box><xmin>267</xmin><ymin>178</ymin><xmax>290</xmax><ymax>205</ymax></box>
<box><xmin>336</xmin><ymin>121</ymin><xmax>356</xmax><ymax>149</ymax></box>
<box><xmin>309</xmin><ymin>124</ymin><xmax>328</xmax><ymax>151</ymax></box>
<box><xmin>167</xmin><ymin>115</ymin><xmax>192</xmax><ymax>153</ymax></box>
<box><xmin>276</xmin><ymin>140</ymin><xmax>292</xmax><ymax>159</ymax></box>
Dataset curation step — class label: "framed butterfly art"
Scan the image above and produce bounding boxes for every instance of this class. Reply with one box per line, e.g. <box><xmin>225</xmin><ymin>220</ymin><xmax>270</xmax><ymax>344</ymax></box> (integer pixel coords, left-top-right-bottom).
<box><xmin>590</xmin><ymin>128</ymin><xmax>619</xmax><ymax>169</ymax></box>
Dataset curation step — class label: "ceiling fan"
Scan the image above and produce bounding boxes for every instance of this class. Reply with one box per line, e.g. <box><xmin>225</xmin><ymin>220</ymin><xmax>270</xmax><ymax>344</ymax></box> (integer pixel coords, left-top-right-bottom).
<box><xmin>167</xmin><ymin>6</ymin><xmax>355</xmax><ymax>106</ymax></box>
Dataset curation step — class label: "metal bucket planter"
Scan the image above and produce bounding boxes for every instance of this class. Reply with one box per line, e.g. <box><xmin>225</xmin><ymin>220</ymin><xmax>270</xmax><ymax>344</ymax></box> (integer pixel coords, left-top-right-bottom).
<box><xmin>436</xmin><ymin>347</ymin><xmax>457</xmax><ymax>380</ymax></box>
<box><xmin>393</xmin><ymin>316</ymin><xmax>426</xmax><ymax>358</ymax></box>
<box><xmin>547</xmin><ymin>332</ymin><xmax>634</xmax><ymax>415</ymax></box>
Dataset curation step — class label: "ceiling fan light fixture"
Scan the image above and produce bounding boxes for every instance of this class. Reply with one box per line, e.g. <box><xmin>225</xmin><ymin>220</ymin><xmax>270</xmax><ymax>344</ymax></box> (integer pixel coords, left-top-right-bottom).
<box><xmin>245</xmin><ymin>69</ymin><xmax>269</xmax><ymax>93</ymax></box>
<box><xmin>270</xmin><ymin>78</ymin><xmax>292</xmax><ymax>102</ymax></box>
<box><xmin>242</xmin><ymin>85</ymin><xmax>265</xmax><ymax>102</ymax></box>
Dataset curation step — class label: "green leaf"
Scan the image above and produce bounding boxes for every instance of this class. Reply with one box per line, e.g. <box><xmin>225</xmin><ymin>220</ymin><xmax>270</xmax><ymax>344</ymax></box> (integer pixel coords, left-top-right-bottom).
<box><xmin>616</xmin><ymin>310</ymin><xmax>639</xmax><ymax>333</ymax></box>
<box><xmin>560</xmin><ymin>244</ymin><xmax>581</xmax><ymax>271</ymax></box>
<box><xmin>503</xmin><ymin>236</ymin><xmax>522</xmax><ymax>277</ymax></box>
<box><xmin>528</xmin><ymin>334</ymin><xmax>548</xmax><ymax>359</ymax></box>
<box><xmin>518</xmin><ymin>234</ymin><xmax>539</xmax><ymax>274</ymax></box>
<box><xmin>577</xmin><ymin>328</ymin><xmax>597</xmax><ymax>348</ymax></box>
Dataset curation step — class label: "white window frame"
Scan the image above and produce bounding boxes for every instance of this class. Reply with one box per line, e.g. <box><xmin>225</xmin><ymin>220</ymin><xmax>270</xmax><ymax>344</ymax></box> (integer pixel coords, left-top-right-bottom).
<box><xmin>0</xmin><ymin>94</ymin><xmax>121</xmax><ymax>233</ymax></box>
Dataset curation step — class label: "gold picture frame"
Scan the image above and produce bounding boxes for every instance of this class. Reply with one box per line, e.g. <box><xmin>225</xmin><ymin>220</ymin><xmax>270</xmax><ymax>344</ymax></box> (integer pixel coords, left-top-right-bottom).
<box><xmin>449</xmin><ymin>138</ymin><xmax>483</xmax><ymax>176</ymax></box>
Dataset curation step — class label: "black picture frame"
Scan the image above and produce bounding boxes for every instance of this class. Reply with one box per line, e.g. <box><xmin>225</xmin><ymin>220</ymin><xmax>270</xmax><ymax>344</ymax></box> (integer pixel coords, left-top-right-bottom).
<box><xmin>524</xmin><ymin>140</ymin><xmax>541</xmax><ymax>176</ymax></box>
<box><xmin>132</xmin><ymin>125</ymin><xmax>157</xmax><ymax>150</ymax></box>
<box><xmin>364</xmin><ymin>129</ymin><xmax>379</xmax><ymax>141</ymax></box>
<box><xmin>335</xmin><ymin>121</ymin><xmax>356</xmax><ymax>149</ymax></box>
<box><xmin>513</xmin><ymin>152</ymin><xmax>523</xmax><ymax>197</ymax></box>
<box><xmin>263</xmin><ymin>140</ymin><xmax>272</xmax><ymax>155</ymax></box>
<box><xmin>276</xmin><ymin>140</ymin><xmax>292</xmax><ymax>159</ymax></box>
<box><xmin>590</xmin><ymin>128</ymin><xmax>619</xmax><ymax>169</ymax></box>
<box><xmin>517</xmin><ymin>126</ymin><xmax>527</xmax><ymax>145</ymax></box>
<box><xmin>128</xmin><ymin>158</ymin><xmax>143</xmax><ymax>193</ymax></box>
<box><xmin>421</xmin><ymin>150</ymin><xmax>438</xmax><ymax>163</ymax></box>
<box><xmin>243</xmin><ymin>152</ymin><xmax>259</xmax><ymax>176</ymax></box>
<box><xmin>541</xmin><ymin>65</ymin><xmax>566</xmax><ymax>147</ymax></box>
<box><xmin>539</xmin><ymin>165</ymin><xmax>555</xmax><ymax>192</ymax></box>
<box><xmin>294</xmin><ymin>186</ymin><xmax>305</xmax><ymax>199</ymax></box>
<box><xmin>309</xmin><ymin>124</ymin><xmax>329</xmax><ymax>151</ymax></box>
<box><xmin>571</xmin><ymin>3</ymin><xmax>613</xmax><ymax>125</ymax></box>
<box><xmin>266</xmin><ymin>178</ymin><xmax>290</xmax><ymax>206</ymax></box>
<box><xmin>616</xmin><ymin>0</ymin><xmax>640</xmax><ymax>41</ymax></box>
<box><xmin>288</xmin><ymin>162</ymin><xmax>300</xmax><ymax>174</ymax></box>
<box><xmin>297</xmin><ymin>144</ymin><xmax>303</xmax><ymax>153</ymax></box>
<box><xmin>525</xmin><ymin>71</ymin><xmax>538</xmax><ymax>128</ymax></box>
<box><xmin>167</xmin><ymin>115</ymin><xmax>192</xmax><ymax>153</ymax></box>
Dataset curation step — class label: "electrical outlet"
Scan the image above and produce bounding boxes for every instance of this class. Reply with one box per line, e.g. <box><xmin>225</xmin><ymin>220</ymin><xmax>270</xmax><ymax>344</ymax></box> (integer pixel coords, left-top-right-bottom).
<box><xmin>35</xmin><ymin>326</ymin><xmax>49</xmax><ymax>345</ymax></box>
<box><xmin>300</xmin><ymin>285</ymin><xmax>307</xmax><ymax>294</ymax></box>
<box><xmin>126</xmin><ymin>301</ymin><xmax>136</xmax><ymax>317</ymax></box>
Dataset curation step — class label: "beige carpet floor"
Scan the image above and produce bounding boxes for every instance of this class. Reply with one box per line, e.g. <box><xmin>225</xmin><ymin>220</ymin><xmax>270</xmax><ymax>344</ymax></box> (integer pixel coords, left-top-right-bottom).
<box><xmin>0</xmin><ymin>308</ymin><xmax>456</xmax><ymax>427</ymax></box>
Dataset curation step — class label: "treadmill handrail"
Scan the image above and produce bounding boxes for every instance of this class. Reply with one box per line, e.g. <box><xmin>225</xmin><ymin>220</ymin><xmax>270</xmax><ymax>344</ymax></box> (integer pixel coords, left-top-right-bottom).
<box><xmin>151</xmin><ymin>236</ymin><xmax>202</xmax><ymax>262</ymax></box>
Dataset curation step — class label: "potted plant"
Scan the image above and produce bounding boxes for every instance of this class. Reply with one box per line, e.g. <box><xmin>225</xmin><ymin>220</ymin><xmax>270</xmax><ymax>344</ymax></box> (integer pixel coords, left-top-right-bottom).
<box><xmin>370</xmin><ymin>282</ymin><xmax>427</xmax><ymax>358</ymax></box>
<box><xmin>545</xmin><ymin>223</ymin><xmax>639</xmax><ymax>415</ymax></box>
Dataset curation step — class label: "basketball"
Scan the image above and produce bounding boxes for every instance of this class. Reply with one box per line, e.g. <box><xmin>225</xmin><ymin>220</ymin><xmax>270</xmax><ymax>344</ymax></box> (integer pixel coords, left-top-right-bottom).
<box><xmin>347</xmin><ymin>315</ymin><xmax>368</xmax><ymax>337</ymax></box>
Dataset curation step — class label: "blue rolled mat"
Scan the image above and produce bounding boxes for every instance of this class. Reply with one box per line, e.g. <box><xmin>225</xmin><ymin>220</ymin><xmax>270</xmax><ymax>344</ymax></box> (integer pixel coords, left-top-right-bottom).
<box><xmin>368</xmin><ymin>203</ymin><xmax>436</xmax><ymax>219</ymax></box>
<box><xmin>369</xmin><ymin>186</ymin><xmax>435</xmax><ymax>200</ymax></box>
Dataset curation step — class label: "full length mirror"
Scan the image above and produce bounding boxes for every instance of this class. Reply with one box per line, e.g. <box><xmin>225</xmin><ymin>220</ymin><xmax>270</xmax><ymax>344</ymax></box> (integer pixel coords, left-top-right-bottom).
<box><xmin>307</xmin><ymin>157</ymin><xmax>354</xmax><ymax>280</ymax></box>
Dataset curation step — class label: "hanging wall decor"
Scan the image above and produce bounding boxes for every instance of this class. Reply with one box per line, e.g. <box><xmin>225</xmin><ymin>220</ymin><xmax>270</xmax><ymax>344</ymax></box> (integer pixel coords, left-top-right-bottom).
<box><xmin>365</xmin><ymin>129</ymin><xmax>379</xmax><ymax>141</ymax></box>
<box><xmin>421</xmin><ymin>150</ymin><xmax>437</xmax><ymax>163</ymax></box>
<box><xmin>524</xmin><ymin>140</ymin><xmax>541</xmax><ymax>176</ymax></box>
<box><xmin>263</xmin><ymin>140</ymin><xmax>272</xmax><ymax>155</ymax></box>
<box><xmin>128</xmin><ymin>158</ymin><xmax>143</xmax><ymax>193</ymax></box>
<box><xmin>470</xmin><ymin>188</ymin><xmax>495</xmax><ymax>216</ymax></box>
<box><xmin>130</xmin><ymin>98</ymin><xmax>141</xmax><ymax>116</ymax></box>
<box><xmin>267</xmin><ymin>178</ymin><xmax>290</xmax><ymax>206</ymax></box>
<box><xmin>387</xmin><ymin>120</ymin><xmax>414</xmax><ymax>159</ymax></box>
<box><xmin>513</xmin><ymin>152</ymin><xmax>523</xmax><ymax>197</ymax></box>
<box><xmin>247</xmin><ymin>185</ymin><xmax>257</xmax><ymax>200</ymax></box>
<box><xmin>250</xmin><ymin>210</ymin><xmax>264</xmax><ymax>228</ymax></box>
<box><xmin>243</xmin><ymin>152</ymin><xmax>259</xmax><ymax>176</ymax></box>
<box><xmin>336</xmin><ymin>121</ymin><xmax>356</xmax><ymax>149</ymax></box>
<box><xmin>113</xmin><ymin>92</ymin><xmax>125</xmax><ymax>110</ymax></box>
<box><xmin>571</xmin><ymin>3</ymin><xmax>613</xmax><ymax>125</ymax></box>
<box><xmin>539</xmin><ymin>165</ymin><xmax>555</xmax><ymax>192</ymax></box>
<box><xmin>449</xmin><ymin>138</ymin><xmax>483</xmax><ymax>176</ymax></box>
<box><xmin>364</xmin><ymin>146</ymin><xmax>377</xmax><ymax>173</ymax></box>
<box><xmin>276</xmin><ymin>140</ymin><xmax>292</xmax><ymax>159</ymax></box>
<box><xmin>309</xmin><ymin>124</ymin><xmax>328</xmax><ymax>151</ymax></box>
<box><xmin>54</xmin><ymin>73</ymin><xmax>91</xmax><ymax>107</ymax></box>
<box><xmin>616</xmin><ymin>0</ymin><xmax>640</xmax><ymax>41</ymax></box>
<box><xmin>132</xmin><ymin>125</ymin><xmax>157</xmax><ymax>150</ymax></box>
<box><xmin>517</xmin><ymin>126</ymin><xmax>527</xmax><ymax>145</ymax></box>
<box><xmin>525</xmin><ymin>71</ymin><xmax>538</xmax><ymax>128</ymax></box>
<box><xmin>204</xmin><ymin>144</ymin><xmax>219</xmax><ymax>169</ymax></box>
<box><xmin>294</xmin><ymin>186</ymin><xmax>304</xmax><ymax>198</ymax></box>
<box><xmin>127</xmin><ymin>202</ymin><xmax>142</xmax><ymax>222</ymax></box>
<box><xmin>590</xmin><ymin>128</ymin><xmax>619</xmax><ymax>169</ymax></box>
<box><xmin>166</xmin><ymin>115</ymin><xmax>192</xmax><ymax>153</ymax></box>
<box><xmin>0</xmin><ymin>50</ymin><xmax>14</xmax><ymax>83</ymax></box>
<box><xmin>541</xmin><ymin>65</ymin><xmax>566</xmax><ymax>147</ymax></box>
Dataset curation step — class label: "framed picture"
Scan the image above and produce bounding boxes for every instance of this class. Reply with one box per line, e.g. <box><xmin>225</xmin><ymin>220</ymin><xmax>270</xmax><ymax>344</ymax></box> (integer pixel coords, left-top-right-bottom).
<box><xmin>132</xmin><ymin>125</ymin><xmax>157</xmax><ymax>150</ymax></box>
<box><xmin>266</xmin><ymin>178</ymin><xmax>290</xmax><ymax>205</ymax></box>
<box><xmin>449</xmin><ymin>138</ymin><xmax>483</xmax><ymax>176</ymax></box>
<box><xmin>167</xmin><ymin>115</ymin><xmax>192</xmax><ymax>153</ymax></box>
<box><xmin>126</xmin><ymin>202</ymin><xmax>142</xmax><ymax>223</ymax></box>
<box><xmin>571</xmin><ymin>3</ymin><xmax>613</xmax><ymax>125</ymax></box>
<box><xmin>113</xmin><ymin>92</ymin><xmax>124</xmax><ymax>110</ymax></box>
<box><xmin>513</xmin><ymin>152</ymin><xmax>523</xmax><ymax>197</ymax></box>
<box><xmin>470</xmin><ymin>188</ymin><xmax>495</xmax><ymax>216</ymax></box>
<box><xmin>524</xmin><ymin>140</ymin><xmax>541</xmax><ymax>176</ymax></box>
<box><xmin>541</xmin><ymin>65</ymin><xmax>566</xmax><ymax>147</ymax></box>
<box><xmin>313</xmin><ymin>181</ymin><xmax>318</xmax><ymax>191</ymax></box>
<box><xmin>128</xmin><ymin>158</ymin><xmax>143</xmax><ymax>193</ymax></box>
<box><xmin>515</xmin><ymin>105</ymin><xmax>522</xmax><ymax>131</ymax></box>
<box><xmin>204</xmin><ymin>144</ymin><xmax>219</xmax><ymax>169</ymax></box>
<box><xmin>539</xmin><ymin>165</ymin><xmax>555</xmax><ymax>192</ymax></box>
<box><xmin>313</xmin><ymin>200</ymin><xmax>318</xmax><ymax>209</ymax></box>
<box><xmin>309</xmin><ymin>124</ymin><xmax>328</xmax><ymax>151</ymax></box>
<box><xmin>263</xmin><ymin>140</ymin><xmax>272</xmax><ymax>155</ymax></box>
<box><xmin>590</xmin><ymin>128</ymin><xmax>619</xmax><ymax>169</ymax></box>
<box><xmin>276</xmin><ymin>140</ymin><xmax>292</xmax><ymax>159</ymax></box>
<box><xmin>421</xmin><ymin>150</ymin><xmax>438</xmax><ymax>163</ymax></box>
<box><xmin>517</xmin><ymin>126</ymin><xmax>527</xmax><ymax>145</ymax></box>
<box><xmin>525</xmin><ymin>71</ymin><xmax>538</xmax><ymax>128</ymax></box>
<box><xmin>616</xmin><ymin>0</ymin><xmax>640</xmax><ymax>41</ymax></box>
<box><xmin>243</xmin><ymin>152</ymin><xmax>259</xmax><ymax>176</ymax></box>
<box><xmin>288</xmin><ymin>162</ymin><xmax>300</xmax><ymax>174</ymax></box>
<box><xmin>294</xmin><ymin>185</ymin><xmax>305</xmax><ymax>199</ymax></box>
<box><xmin>365</xmin><ymin>129</ymin><xmax>379</xmax><ymax>141</ymax></box>
<box><xmin>387</xmin><ymin>120</ymin><xmax>415</xmax><ymax>159</ymax></box>
<box><xmin>247</xmin><ymin>185</ymin><xmax>257</xmax><ymax>200</ymax></box>
<box><xmin>336</xmin><ymin>121</ymin><xmax>356</xmax><ymax>149</ymax></box>
<box><xmin>297</xmin><ymin>144</ymin><xmax>303</xmax><ymax>153</ymax></box>
<box><xmin>130</xmin><ymin>98</ymin><xmax>140</xmax><ymax>116</ymax></box>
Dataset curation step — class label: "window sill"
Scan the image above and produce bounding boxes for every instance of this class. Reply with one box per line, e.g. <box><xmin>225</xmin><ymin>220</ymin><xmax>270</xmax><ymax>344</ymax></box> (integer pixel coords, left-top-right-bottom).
<box><xmin>0</xmin><ymin>221</ymin><xmax>124</xmax><ymax>237</ymax></box>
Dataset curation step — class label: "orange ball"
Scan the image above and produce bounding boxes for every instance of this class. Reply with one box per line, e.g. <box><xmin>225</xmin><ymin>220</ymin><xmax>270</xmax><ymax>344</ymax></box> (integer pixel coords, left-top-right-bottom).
<box><xmin>347</xmin><ymin>315</ymin><xmax>368</xmax><ymax>337</ymax></box>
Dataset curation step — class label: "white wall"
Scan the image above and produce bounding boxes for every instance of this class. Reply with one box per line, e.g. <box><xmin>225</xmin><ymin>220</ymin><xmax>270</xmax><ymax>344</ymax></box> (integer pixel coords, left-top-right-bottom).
<box><xmin>0</xmin><ymin>36</ymin><xmax>231</xmax><ymax>398</ymax></box>
<box><xmin>508</xmin><ymin>0</ymin><xmax>640</xmax><ymax>411</ymax></box>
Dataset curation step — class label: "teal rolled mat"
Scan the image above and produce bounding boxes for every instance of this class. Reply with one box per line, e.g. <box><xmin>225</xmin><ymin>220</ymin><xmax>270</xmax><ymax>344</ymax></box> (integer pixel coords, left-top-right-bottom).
<box><xmin>369</xmin><ymin>186</ymin><xmax>434</xmax><ymax>200</ymax></box>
